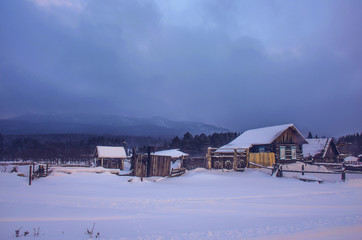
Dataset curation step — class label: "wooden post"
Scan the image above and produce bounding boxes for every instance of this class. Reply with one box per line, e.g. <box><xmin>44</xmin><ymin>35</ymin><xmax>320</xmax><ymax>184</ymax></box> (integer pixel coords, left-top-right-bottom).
<box><xmin>29</xmin><ymin>166</ymin><xmax>32</xmax><ymax>185</ymax></box>
<box><xmin>207</xmin><ymin>148</ymin><xmax>212</xmax><ymax>170</ymax></box>
<box><xmin>246</xmin><ymin>148</ymin><xmax>250</xmax><ymax>168</ymax></box>
<box><xmin>46</xmin><ymin>164</ymin><xmax>49</xmax><ymax>176</ymax></box>
<box><xmin>101</xmin><ymin>158</ymin><xmax>103</xmax><ymax>167</ymax></box>
<box><xmin>141</xmin><ymin>156</ymin><xmax>144</xmax><ymax>181</ymax></box>
<box><xmin>33</xmin><ymin>162</ymin><xmax>35</xmax><ymax>174</ymax></box>
<box><xmin>233</xmin><ymin>148</ymin><xmax>237</xmax><ymax>170</ymax></box>
<box><xmin>276</xmin><ymin>165</ymin><xmax>283</xmax><ymax>177</ymax></box>
<box><xmin>342</xmin><ymin>170</ymin><xmax>346</xmax><ymax>182</ymax></box>
<box><xmin>302</xmin><ymin>164</ymin><xmax>304</xmax><ymax>176</ymax></box>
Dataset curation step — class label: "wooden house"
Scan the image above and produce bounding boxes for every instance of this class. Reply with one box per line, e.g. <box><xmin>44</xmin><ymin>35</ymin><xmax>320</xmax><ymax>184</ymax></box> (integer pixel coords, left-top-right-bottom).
<box><xmin>208</xmin><ymin>124</ymin><xmax>307</xmax><ymax>169</ymax></box>
<box><xmin>94</xmin><ymin>146</ymin><xmax>127</xmax><ymax>170</ymax></box>
<box><xmin>302</xmin><ymin>138</ymin><xmax>340</xmax><ymax>163</ymax></box>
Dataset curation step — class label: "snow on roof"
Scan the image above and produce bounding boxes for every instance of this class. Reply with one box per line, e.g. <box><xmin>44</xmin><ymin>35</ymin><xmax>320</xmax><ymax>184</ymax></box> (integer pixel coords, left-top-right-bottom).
<box><xmin>344</xmin><ymin>156</ymin><xmax>358</xmax><ymax>162</ymax></box>
<box><xmin>302</xmin><ymin>138</ymin><xmax>329</xmax><ymax>158</ymax></box>
<box><xmin>151</xmin><ymin>149</ymin><xmax>189</xmax><ymax>158</ymax></box>
<box><xmin>96</xmin><ymin>146</ymin><xmax>127</xmax><ymax>158</ymax></box>
<box><xmin>218</xmin><ymin>124</ymin><xmax>300</xmax><ymax>151</ymax></box>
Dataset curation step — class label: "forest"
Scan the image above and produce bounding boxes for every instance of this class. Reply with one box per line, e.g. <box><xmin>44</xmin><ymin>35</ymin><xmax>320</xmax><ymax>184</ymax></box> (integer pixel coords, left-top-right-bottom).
<box><xmin>0</xmin><ymin>132</ymin><xmax>239</xmax><ymax>162</ymax></box>
<box><xmin>0</xmin><ymin>131</ymin><xmax>361</xmax><ymax>162</ymax></box>
<box><xmin>337</xmin><ymin>133</ymin><xmax>362</xmax><ymax>156</ymax></box>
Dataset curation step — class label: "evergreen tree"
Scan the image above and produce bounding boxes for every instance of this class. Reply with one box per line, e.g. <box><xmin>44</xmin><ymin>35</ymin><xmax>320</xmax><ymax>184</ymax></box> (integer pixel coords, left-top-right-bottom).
<box><xmin>170</xmin><ymin>136</ymin><xmax>181</xmax><ymax>149</ymax></box>
<box><xmin>307</xmin><ymin>131</ymin><xmax>313</xmax><ymax>139</ymax></box>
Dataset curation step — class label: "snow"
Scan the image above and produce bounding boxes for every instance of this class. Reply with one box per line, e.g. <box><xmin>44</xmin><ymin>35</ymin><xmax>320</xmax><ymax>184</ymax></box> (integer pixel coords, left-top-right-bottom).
<box><xmin>170</xmin><ymin>160</ymin><xmax>181</xmax><ymax>170</ymax></box>
<box><xmin>1</xmin><ymin>167</ymin><xmax>362</xmax><ymax>239</ymax></box>
<box><xmin>218</xmin><ymin>123</ymin><xmax>304</xmax><ymax>152</ymax></box>
<box><xmin>52</xmin><ymin>167</ymin><xmax>121</xmax><ymax>175</ymax></box>
<box><xmin>96</xmin><ymin>146</ymin><xmax>127</xmax><ymax>158</ymax></box>
<box><xmin>151</xmin><ymin>149</ymin><xmax>189</xmax><ymax>158</ymax></box>
<box><xmin>298</xmin><ymin>175</ymin><xmax>323</xmax><ymax>182</ymax></box>
<box><xmin>344</xmin><ymin>156</ymin><xmax>358</xmax><ymax>163</ymax></box>
<box><xmin>282</xmin><ymin>162</ymin><xmax>329</xmax><ymax>172</ymax></box>
<box><xmin>303</xmin><ymin>138</ymin><xmax>329</xmax><ymax>158</ymax></box>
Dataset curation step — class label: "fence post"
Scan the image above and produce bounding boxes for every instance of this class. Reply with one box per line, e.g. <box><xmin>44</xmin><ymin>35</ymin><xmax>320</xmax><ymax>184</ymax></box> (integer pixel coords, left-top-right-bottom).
<box><xmin>29</xmin><ymin>166</ymin><xmax>32</xmax><ymax>186</ymax></box>
<box><xmin>302</xmin><ymin>164</ymin><xmax>304</xmax><ymax>176</ymax></box>
<box><xmin>342</xmin><ymin>170</ymin><xmax>346</xmax><ymax>182</ymax></box>
<box><xmin>276</xmin><ymin>165</ymin><xmax>283</xmax><ymax>177</ymax></box>
<box><xmin>46</xmin><ymin>164</ymin><xmax>49</xmax><ymax>176</ymax></box>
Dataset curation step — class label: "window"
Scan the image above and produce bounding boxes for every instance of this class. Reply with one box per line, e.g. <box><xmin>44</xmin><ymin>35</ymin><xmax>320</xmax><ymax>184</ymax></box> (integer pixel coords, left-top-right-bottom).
<box><xmin>280</xmin><ymin>146</ymin><xmax>286</xmax><ymax>160</ymax></box>
<box><xmin>291</xmin><ymin>146</ymin><xmax>297</xmax><ymax>160</ymax></box>
<box><xmin>259</xmin><ymin>146</ymin><xmax>265</xmax><ymax>153</ymax></box>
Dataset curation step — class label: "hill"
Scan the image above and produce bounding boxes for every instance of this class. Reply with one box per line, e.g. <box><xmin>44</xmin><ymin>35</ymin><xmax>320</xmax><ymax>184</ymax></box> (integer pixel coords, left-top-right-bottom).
<box><xmin>0</xmin><ymin>113</ymin><xmax>228</xmax><ymax>137</ymax></box>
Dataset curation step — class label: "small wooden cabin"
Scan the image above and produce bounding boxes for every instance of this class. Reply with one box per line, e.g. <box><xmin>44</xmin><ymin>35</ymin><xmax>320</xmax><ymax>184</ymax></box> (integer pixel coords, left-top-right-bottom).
<box><xmin>152</xmin><ymin>149</ymin><xmax>189</xmax><ymax>169</ymax></box>
<box><xmin>302</xmin><ymin>138</ymin><xmax>340</xmax><ymax>163</ymax></box>
<box><xmin>94</xmin><ymin>146</ymin><xmax>127</xmax><ymax>170</ymax></box>
<box><xmin>209</xmin><ymin>124</ymin><xmax>307</xmax><ymax>168</ymax></box>
<box><xmin>131</xmin><ymin>149</ymin><xmax>189</xmax><ymax>177</ymax></box>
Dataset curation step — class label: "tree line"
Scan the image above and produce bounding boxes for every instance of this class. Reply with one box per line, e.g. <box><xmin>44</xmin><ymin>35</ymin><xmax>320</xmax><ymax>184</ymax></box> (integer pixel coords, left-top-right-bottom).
<box><xmin>167</xmin><ymin>132</ymin><xmax>240</xmax><ymax>157</ymax></box>
<box><xmin>0</xmin><ymin>132</ymin><xmax>239</xmax><ymax>161</ymax></box>
<box><xmin>0</xmin><ymin>133</ymin><xmax>166</xmax><ymax>162</ymax></box>
<box><xmin>1</xmin><ymin>131</ymin><xmax>360</xmax><ymax>162</ymax></box>
<box><xmin>337</xmin><ymin>132</ymin><xmax>362</xmax><ymax>156</ymax></box>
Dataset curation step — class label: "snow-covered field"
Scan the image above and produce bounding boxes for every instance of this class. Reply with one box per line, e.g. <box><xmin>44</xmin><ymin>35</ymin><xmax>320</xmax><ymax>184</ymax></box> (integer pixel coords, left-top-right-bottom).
<box><xmin>1</xmin><ymin>167</ymin><xmax>362</xmax><ymax>240</ymax></box>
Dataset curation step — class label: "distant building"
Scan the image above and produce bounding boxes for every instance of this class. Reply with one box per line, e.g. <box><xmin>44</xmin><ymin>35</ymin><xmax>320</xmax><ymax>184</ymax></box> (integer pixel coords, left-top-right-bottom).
<box><xmin>94</xmin><ymin>146</ymin><xmax>127</xmax><ymax>169</ymax></box>
<box><xmin>302</xmin><ymin>138</ymin><xmax>340</xmax><ymax>163</ymax></box>
<box><xmin>208</xmin><ymin>124</ymin><xmax>307</xmax><ymax>168</ymax></box>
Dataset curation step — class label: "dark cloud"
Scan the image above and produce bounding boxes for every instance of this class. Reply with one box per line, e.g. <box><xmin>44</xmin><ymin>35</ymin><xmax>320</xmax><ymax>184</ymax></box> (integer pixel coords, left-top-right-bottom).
<box><xmin>0</xmin><ymin>0</ymin><xmax>361</xmax><ymax>137</ymax></box>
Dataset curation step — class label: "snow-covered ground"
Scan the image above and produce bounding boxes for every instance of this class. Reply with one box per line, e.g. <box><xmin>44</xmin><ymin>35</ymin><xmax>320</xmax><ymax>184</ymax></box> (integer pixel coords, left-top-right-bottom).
<box><xmin>1</xmin><ymin>167</ymin><xmax>362</xmax><ymax>240</ymax></box>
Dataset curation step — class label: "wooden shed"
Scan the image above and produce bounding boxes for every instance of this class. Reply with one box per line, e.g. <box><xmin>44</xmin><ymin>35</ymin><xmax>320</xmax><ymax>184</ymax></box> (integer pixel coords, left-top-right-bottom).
<box><xmin>94</xmin><ymin>146</ymin><xmax>127</xmax><ymax>170</ymax></box>
<box><xmin>152</xmin><ymin>149</ymin><xmax>189</xmax><ymax>169</ymax></box>
<box><xmin>131</xmin><ymin>149</ymin><xmax>189</xmax><ymax>177</ymax></box>
<box><xmin>303</xmin><ymin>138</ymin><xmax>340</xmax><ymax>163</ymax></box>
<box><xmin>209</xmin><ymin>124</ymin><xmax>307</xmax><ymax>168</ymax></box>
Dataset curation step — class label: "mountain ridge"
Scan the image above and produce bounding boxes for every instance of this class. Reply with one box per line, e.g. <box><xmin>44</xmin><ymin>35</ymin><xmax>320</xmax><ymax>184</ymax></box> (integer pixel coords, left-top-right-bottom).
<box><xmin>0</xmin><ymin>113</ymin><xmax>229</xmax><ymax>137</ymax></box>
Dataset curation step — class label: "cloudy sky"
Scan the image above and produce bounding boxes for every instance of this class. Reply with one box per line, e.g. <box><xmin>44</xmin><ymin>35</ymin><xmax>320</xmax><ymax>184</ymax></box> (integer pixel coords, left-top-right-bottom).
<box><xmin>0</xmin><ymin>0</ymin><xmax>361</xmax><ymax>137</ymax></box>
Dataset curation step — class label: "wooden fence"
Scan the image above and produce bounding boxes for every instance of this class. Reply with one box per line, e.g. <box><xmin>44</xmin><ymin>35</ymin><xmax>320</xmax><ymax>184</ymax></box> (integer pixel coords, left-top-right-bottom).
<box><xmin>248</xmin><ymin>161</ymin><xmax>362</xmax><ymax>182</ymax></box>
<box><xmin>29</xmin><ymin>164</ymin><xmax>51</xmax><ymax>185</ymax></box>
<box><xmin>248</xmin><ymin>153</ymin><xmax>275</xmax><ymax>168</ymax></box>
<box><xmin>170</xmin><ymin>168</ymin><xmax>186</xmax><ymax>177</ymax></box>
<box><xmin>207</xmin><ymin>148</ymin><xmax>248</xmax><ymax>170</ymax></box>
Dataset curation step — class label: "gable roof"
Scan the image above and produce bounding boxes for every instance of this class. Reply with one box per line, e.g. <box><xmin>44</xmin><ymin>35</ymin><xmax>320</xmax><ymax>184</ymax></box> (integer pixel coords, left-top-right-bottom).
<box><xmin>218</xmin><ymin>124</ymin><xmax>306</xmax><ymax>151</ymax></box>
<box><xmin>151</xmin><ymin>149</ymin><xmax>189</xmax><ymax>158</ymax></box>
<box><xmin>302</xmin><ymin>138</ymin><xmax>339</xmax><ymax>158</ymax></box>
<box><xmin>95</xmin><ymin>146</ymin><xmax>127</xmax><ymax>158</ymax></box>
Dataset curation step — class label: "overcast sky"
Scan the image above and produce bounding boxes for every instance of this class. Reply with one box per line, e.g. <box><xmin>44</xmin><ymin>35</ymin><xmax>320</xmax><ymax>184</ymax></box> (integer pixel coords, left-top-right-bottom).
<box><xmin>0</xmin><ymin>0</ymin><xmax>361</xmax><ymax>137</ymax></box>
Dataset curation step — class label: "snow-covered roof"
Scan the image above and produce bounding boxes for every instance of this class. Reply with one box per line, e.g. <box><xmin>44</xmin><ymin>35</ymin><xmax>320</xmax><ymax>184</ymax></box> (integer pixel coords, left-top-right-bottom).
<box><xmin>96</xmin><ymin>146</ymin><xmax>127</xmax><ymax>158</ymax></box>
<box><xmin>151</xmin><ymin>149</ymin><xmax>189</xmax><ymax>158</ymax></box>
<box><xmin>303</xmin><ymin>138</ymin><xmax>329</xmax><ymax>158</ymax></box>
<box><xmin>218</xmin><ymin>124</ymin><xmax>304</xmax><ymax>151</ymax></box>
<box><xmin>302</xmin><ymin>138</ymin><xmax>339</xmax><ymax>158</ymax></box>
<box><xmin>344</xmin><ymin>156</ymin><xmax>358</xmax><ymax>162</ymax></box>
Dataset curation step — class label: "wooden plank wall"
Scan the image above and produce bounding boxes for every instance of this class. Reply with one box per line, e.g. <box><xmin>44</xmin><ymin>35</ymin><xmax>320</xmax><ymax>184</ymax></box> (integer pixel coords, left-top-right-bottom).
<box><xmin>148</xmin><ymin>155</ymin><xmax>172</xmax><ymax>177</ymax></box>
<box><xmin>132</xmin><ymin>154</ymin><xmax>145</xmax><ymax>177</ymax></box>
<box><xmin>182</xmin><ymin>157</ymin><xmax>207</xmax><ymax>170</ymax></box>
<box><xmin>248</xmin><ymin>152</ymin><xmax>275</xmax><ymax>167</ymax></box>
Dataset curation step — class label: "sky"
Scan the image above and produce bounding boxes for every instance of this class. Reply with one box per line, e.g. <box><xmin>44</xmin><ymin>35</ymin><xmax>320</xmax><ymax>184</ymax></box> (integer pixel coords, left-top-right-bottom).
<box><xmin>0</xmin><ymin>0</ymin><xmax>361</xmax><ymax>137</ymax></box>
